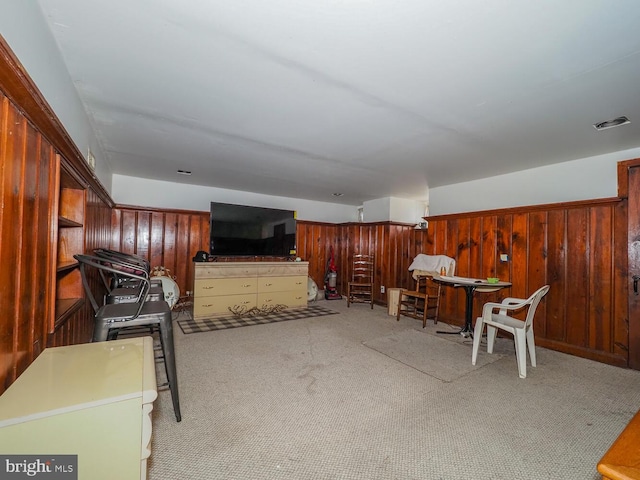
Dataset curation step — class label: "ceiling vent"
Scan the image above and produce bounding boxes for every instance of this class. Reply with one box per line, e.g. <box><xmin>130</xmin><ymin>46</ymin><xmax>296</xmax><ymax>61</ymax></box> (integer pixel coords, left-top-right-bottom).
<box><xmin>593</xmin><ymin>116</ymin><xmax>631</xmax><ymax>131</ymax></box>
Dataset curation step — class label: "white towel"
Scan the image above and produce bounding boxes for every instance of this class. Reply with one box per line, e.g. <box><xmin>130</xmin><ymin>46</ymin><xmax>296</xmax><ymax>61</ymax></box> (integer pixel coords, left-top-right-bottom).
<box><xmin>408</xmin><ymin>254</ymin><xmax>456</xmax><ymax>276</ymax></box>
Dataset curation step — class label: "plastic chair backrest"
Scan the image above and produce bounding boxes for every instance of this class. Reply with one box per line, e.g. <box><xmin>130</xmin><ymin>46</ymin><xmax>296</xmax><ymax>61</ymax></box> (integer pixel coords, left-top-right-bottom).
<box><xmin>499</xmin><ymin>285</ymin><xmax>550</xmax><ymax>327</ymax></box>
<box><xmin>523</xmin><ymin>285</ymin><xmax>550</xmax><ymax>327</ymax></box>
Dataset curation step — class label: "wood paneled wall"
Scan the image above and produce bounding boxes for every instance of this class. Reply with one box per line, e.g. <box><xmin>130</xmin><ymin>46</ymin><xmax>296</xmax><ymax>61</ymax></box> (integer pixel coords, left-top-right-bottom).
<box><xmin>297</xmin><ymin>221</ymin><xmax>431</xmax><ymax>304</ymax></box>
<box><xmin>423</xmin><ymin>198</ymin><xmax>628</xmax><ymax>367</ymax></box>
<box><xmin>295</xmin><ymin>221</ymin><xmax>340</xmax><ymax>288</ymax></box>
<box><xmin>0</xmin><ymin>37</ymin><xmax>114</xmax><ymax>393</ymax></box>
<box><xmin>622</xmin><ymin>159</ymin><xmax>640</xmax><ymax>369</ymax></box>
<box><xmin>0</xmin><ymin>92</ymin><xmax>57</xmax><ymax>389</ymax></box>
<box><xmin>0</xmin><ymin>92</ymin><xmax>112</xmax><ymax>389</ymax></box>
<box><xmin>298</xmin><ymin>197</ymin><xmax>628</xmax><ymax>368</ymax></box>
<box><xmin>110</xmin><ymin>206</ymin><xmax>210</xmax><ymax>295</ymax></box>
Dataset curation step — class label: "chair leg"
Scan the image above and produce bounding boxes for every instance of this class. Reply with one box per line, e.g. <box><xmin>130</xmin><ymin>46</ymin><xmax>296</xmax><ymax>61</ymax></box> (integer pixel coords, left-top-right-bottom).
<box><xmin>158</xmin><ymin>317</ymin><xmax>181</xmax><ymax>422</ymax></box>
<box><xmin>422</xmin><ymin>301</ymin><xmax>427</xmax><ymax>328</ymax></box>
<box><xmin>94</xmin><ymin>316</ymin><xmax>182</xmax><ymax>421</ymax></box>
<box><xmin>514</xmin><ymin>330</ymin><xmax>528</xmax><ymax>378</ymax></box>
<box><xmin>93</xmin><ymin>320</ymin><xmax>111</xmax><ymax>342</ymax></box>
<box><xmin>471</xmin><ymin>318</ymin><xmax>484</xmax><ymax>365</ymax></box>
<box><xmin>486</xmin><ymin>325</ymin><xmax>498</xmax><ymax>354</ymax></box>
<box><xmin>526</xmin><ymin>328</ymin><xmax>537</xmax><ymax>368</ymax></box>
<box><xmin>471</xmin><ymin>317</ymin><xmax>489</xmax><ymax>365</ymax></box>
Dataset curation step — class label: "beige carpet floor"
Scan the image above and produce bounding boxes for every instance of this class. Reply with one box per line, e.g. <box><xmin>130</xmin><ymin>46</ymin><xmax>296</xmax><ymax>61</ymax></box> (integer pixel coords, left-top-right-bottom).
<box><xmin>148</xmin><ymin>299</ymin><xmax>640</xmax><ymax>480</ymax></box>
<box><xmin>362</xmin><ymin>329</ymin><xmax>505</xmax><ymax>382</ymax></box>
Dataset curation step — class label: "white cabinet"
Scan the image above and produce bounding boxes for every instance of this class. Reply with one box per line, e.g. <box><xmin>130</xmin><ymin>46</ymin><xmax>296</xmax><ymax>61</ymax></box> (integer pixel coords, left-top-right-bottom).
<box><xmin>193</xmin><ymin>261</ymin><xmax>309</xmax><ymax>318</ymax></box>
<box><xmin>0</xmin><ymin>337</ymin><xmax>157</xmax><ymax>480</ymax></box>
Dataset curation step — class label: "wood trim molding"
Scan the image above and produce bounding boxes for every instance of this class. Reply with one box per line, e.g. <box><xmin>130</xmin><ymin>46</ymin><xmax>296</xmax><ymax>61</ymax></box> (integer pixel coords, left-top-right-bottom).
<box><xmin>114</xmin><ymin>204</ymin><xmax>208</xmax><ymax>215</ymax></box>
<box><xmin>426</xmin><ymin>197</ymin><xmax>621</xmax><ymax>221</ymax></box>
<box><xmin>0</xmin><ymin>35</ymin><xmax>113</xmax><ymax>207</ymax></box>
<box><xmin>296</xmin><ymin>220</ymin><xmax>339</xmax><ymax>227</ymax></box>
<box><xmin>617</xmin><ymin>158</ymin><xmax>640</xmax><ymax>199</ymax></box>
<box><xmin>297</xmin><ymin>220</ymin><xmax>417</xmax><ymax>227</ymax></box>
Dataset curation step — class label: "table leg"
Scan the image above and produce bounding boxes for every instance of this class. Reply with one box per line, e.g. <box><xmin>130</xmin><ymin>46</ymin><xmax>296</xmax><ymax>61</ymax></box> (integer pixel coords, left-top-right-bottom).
<box><xmin>461</xmin><ymin>285</ymin><xmax>475</xmax><ymax>336</ymax></box>
<box><xmin>437</xmin><ymin>285</ymin><xmax>476</xmax><ymax>337</ymax></box>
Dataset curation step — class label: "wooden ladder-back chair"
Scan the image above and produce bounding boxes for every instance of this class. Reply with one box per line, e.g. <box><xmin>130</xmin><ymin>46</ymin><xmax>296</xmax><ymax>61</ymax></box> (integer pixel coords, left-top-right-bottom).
<box><xmin>347</xmin><ymin>254</ymin><xmax>375</xmax><ymax>308</ymax></box>
<box><xmin>401</xmin><ymin>254</ymin><xmax>456</xmax><ymax>326</ymax></box>
<box><xmin>415</xmin><ymin>275</ymin><xmax>442</xmax><ymax>324</ymax></box>
<box><xmin>396</xmin><ymin>288</ymin><xmax>429</xmax><ymax>327</ymax></box>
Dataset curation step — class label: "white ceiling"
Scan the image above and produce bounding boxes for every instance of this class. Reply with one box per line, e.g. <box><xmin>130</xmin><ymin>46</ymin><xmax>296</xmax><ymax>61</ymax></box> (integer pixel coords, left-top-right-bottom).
<box><xmin>37</xmin><ymin>0</ymin><xmax>640</xmax><ymax>205</ymax></box>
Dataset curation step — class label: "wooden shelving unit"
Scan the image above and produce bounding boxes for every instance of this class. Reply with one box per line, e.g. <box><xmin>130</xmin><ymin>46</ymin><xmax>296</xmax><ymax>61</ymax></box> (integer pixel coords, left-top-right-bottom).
<box><xmin>52</xmin><ymin>158</ymin><xmax>86</xmax><ymax>334</ymax></box>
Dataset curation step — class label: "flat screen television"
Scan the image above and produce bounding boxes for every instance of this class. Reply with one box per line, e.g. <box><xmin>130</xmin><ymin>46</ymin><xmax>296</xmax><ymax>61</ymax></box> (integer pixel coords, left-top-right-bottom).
<box><xmin>209</xmin><ymin>202</ymin><xmax>297</xmax><ymax>257</ymax></box>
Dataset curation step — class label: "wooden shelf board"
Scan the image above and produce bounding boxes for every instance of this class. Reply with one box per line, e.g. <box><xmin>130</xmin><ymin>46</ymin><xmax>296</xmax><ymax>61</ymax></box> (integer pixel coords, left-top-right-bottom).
<box><xmin>57</xmin><ymin>260</ymin><xmax>79</xmax><ymax>273</ymax></box>
<box><xmin>53</xmin><ymin>298</ymin><xmax>84</xmax><ymax>331</ymax></box>
<box><xmin>58</xmin><ymin>216</ymin><xmax>83</xmax><ymax>228</ymax></box>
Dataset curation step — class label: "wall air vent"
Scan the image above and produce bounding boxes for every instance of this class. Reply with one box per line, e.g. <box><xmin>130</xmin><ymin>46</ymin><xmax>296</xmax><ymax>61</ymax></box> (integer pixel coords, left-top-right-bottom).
<box><xmin>593</xmin><ymin>116</ymin><xmax>631</xmax><ymax>131</ymax></box>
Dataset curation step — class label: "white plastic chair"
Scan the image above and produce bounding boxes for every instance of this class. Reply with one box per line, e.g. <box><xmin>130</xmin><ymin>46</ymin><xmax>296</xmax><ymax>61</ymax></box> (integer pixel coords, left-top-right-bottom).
<box><xmin>471</xmin><ymin>285</ymin><xmax>550</xmax><ymax>378</ymax></box>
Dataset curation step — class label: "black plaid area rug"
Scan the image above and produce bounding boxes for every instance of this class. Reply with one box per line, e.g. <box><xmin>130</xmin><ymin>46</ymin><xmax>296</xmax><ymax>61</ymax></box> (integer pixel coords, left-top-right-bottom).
<box><xmin>178</xmin><ymin>304</ymin><xmax>339</xmax><ymax>334</ymax></box>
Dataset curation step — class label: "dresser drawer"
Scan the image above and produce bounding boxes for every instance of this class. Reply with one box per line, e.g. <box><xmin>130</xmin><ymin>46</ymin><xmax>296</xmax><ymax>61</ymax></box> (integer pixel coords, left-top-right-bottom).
<box><xmin>257</xmin><ymin>275</ymin><xmax>306</xmax><ymax>293</ymax></box>
<box><xmin>194</xmin><ymin>277</ymin><xmax>257</xmax><ymax>296</ymax></box>
<box><xmin>257</xmin><ymin>290</ymin><xmax>306</xmax><ymax>308</ymax></box>
<box><xmin>195</xmin><ymin>264</ymin><xmax>258</xmax><ymax>279</ymax></box>
<box><xmin>193</xmin><ymin>261</ymin><xmax>309</xmax><ymax>318</ymax></box>
<box><xmin>193</xmin><ymin>293</ymin><xmax>257</xmax><ymax>317</ymax></box>
<box><xmin>257</xmin><ymin>263</ymin><xmax>308</xmax><ymax>277</ymax></box>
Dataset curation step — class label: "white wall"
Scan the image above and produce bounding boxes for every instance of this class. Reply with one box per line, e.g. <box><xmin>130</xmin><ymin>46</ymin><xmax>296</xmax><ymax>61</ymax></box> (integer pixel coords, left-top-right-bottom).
<box><xmin>361</xmin><ymin>198</ymin><xmax>391</xmax><ymax>222</ymax></box>
<box><xmin>428</xmin><ymin>147</ymin><xmax>640</xmax><ymax>216</ymax></box>
<box><xmin>114</xmin><ymin>145</ymin><xmax>639</xmax><ymax>224</ymax></box>
<box><xmin>112</xmin><ymin>175</ymin><xmax>357</xmax><ymax>223</ymax></box>
<box><xmin>389</xmin><ymin>197</ymin><xmax>428</xmax><ymax>224</ymax></box>
<box><xmin>0</xmin><ymin>1</ymin><xmax>112</xmax><ymax>191</ymax></box>
<box><xmin>363</xmin><ymin>197</ymin><xmax>427</xmax><ymax>224</ymax></box>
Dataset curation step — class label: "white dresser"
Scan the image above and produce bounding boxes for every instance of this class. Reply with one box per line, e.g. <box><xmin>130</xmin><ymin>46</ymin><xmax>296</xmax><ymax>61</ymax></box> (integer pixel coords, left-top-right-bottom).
<box><xmin>193</xmin><ymin>261</ymin><xmax>309</xmax><ymax>318</ymax></box>
<box><xmin>0</xmin><ymin>337</ymin><xmax>157</xmax><ymax>480</ymax></box>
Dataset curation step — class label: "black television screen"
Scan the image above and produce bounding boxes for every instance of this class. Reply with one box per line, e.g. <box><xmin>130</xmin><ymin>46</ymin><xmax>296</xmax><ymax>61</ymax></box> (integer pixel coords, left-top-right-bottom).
<box><xmin>209</xmin><ymin>202</ymin><xmax>297</xmax><ymax>257</ymax></box>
